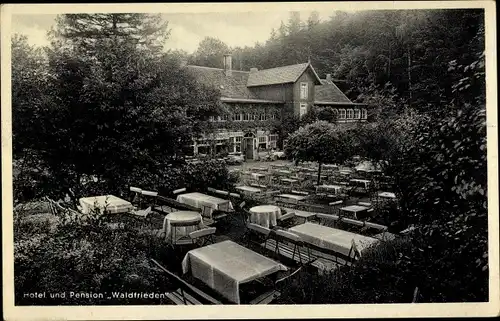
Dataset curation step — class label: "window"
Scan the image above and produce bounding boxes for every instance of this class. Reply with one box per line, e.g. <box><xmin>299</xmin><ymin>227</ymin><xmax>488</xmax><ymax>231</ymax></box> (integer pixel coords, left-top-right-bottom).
<box><xmin>234</xmin><ymin>113</ymin><xmax>242</xmax><ymax>121</ymax></box>
<box><xmin>243</xmin><ymin>113</ymin><xmax>251</xmax><ymax>121</ymax></box>
<box><xmin>259</xmin><ymin>113</ymin><xmax>266</xmax><ymax>121</ymax></box>
<box><xmin>235</xmin><ymin>136</ymin><xmax>242</xmax><ymax>143</ymax></box>
<box><xmin>221</xmin><ymin>114</ymin><xmax>229</xmax><ymax>121</ymax></box>
<box><xmin>253</xmin><ymin>113</ymin><xmax>259</xmax><ymax>120</ymax></box>
<box><xmin>269</xmin><ymin>135</ymin><xmax>278</xmax><ymax>142</ymax></box>
<box><xmin>270</xmin><ymin>114</ymin><xmax>276</xmax><ymax>120</ymax></box>
<box><xmin>361</xmin><ymin>108</ymin><xmax>367</xmax><ymax>119</ymax></box>
<box><xmin>258</xmin><ymin>136</ymin><xmax>267</xmax><ymax>143</ymax></box>
<box><xmin>216</xmin><ymin>116</ymin><xmax>222</xmax><ymax>122</ymax></box>
<box><xmin>339</xmin><ymin>109</ymin><xmax>346</xmax><ymax>119</ymax></box>
<box><xmin>347</xmin><ymin>109</ymin><xmax>354</xmax><ymax>119</ymax></box>
<box><xmin>300</xmin><ymin>82</ymin><xmax>308</xmax><ymax>99</ymax></box>
<box><xmin>299</xmin><ymin>103</ymin><xmax>308</xmax><ymax>117</ymax></box>
<box><xmin>354</xmin><ymin>109</ymin><xmax>361</xmax><ymax>119</ymax></box>
<box><xmin>208</xmin><ymin>116</ymin><xmax>215</xmax><ymax>122</ymax></box>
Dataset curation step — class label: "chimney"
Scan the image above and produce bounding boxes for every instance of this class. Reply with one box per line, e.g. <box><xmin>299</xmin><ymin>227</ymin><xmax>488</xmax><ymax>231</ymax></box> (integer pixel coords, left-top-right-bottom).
<box><xmin>250</xmin><ymin>67</ymin><xmax>258</xmax><ymax>73</ymax></box>
<box><xmin>326</xmin><ymin>74</ymin><xmax>332</xmax><ymax>82</ymax></box>
<box><xmin>223</xmin><ymin>54</ymin><xmax>232</xmax><ymax>76</ymax></box>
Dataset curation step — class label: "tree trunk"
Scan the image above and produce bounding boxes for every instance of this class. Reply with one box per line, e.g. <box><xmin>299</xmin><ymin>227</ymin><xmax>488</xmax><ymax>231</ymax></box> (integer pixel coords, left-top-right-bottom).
<box><xmin>407</xmin><ymin>45</ymin><xmax>412</xmax><ymax>106</ymax></box>
<box><xmin>317</xmin><ymin>162</ymin><xmax>322</xmax><ymax>185</ymax></box>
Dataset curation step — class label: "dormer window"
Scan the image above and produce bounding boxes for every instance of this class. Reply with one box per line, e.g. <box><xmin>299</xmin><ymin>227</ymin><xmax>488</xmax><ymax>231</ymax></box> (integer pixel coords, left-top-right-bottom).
<box><xmin>300</xmin><ymin>82</ymin><xmax>308</xmax><ymax>99</ymax></box>
<box><xmin>361</xmin><ymin>108</ymin><xmax>367</xmax><ymax>119</ymax></box>
<box><xmin>354</xmin><ymin>109</ymin><xmax>361</xmax><ymax>119</ymax></box>
<box><xmin>347</xmin><ymin>109</ymin><xmax>354</xmax><ymax>119</ymax></box>
<box><xmin>339</xmin><ymin>109</ymin><xmax>346</xmax><ymax>119</ymax></box>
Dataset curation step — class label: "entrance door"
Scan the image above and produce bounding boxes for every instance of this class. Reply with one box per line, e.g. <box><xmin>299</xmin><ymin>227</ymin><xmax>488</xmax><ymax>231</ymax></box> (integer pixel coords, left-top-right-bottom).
<box><xmin>245</xmin><ymin>137</ymin><xmax>254</xmax><ymax>160</ymax></box>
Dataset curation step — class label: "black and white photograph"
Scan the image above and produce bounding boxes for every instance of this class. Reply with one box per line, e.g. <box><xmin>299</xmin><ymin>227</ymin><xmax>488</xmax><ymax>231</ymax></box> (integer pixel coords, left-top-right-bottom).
<box><xmin>1</xmin><ymin>1</ymin><xmax>498</xmax><ymax>319</ymax></box>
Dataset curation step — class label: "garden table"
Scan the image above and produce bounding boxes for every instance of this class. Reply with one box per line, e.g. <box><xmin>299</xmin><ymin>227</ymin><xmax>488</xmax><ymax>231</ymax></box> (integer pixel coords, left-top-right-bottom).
<box><xmin>280</xmin><ymin>178</ymin><xmax>298</xmax><ymax>184</ymax></box>
<box><xmin>378</xmin><ymin>191</ymin><xmax>396</xmax><ymax>199</ymax></box>
<box><xmin>176</xmin><ymin>192</ymin><xmax>233</xmax><ymax>217</ymax></box>
<box><xmin>316</xmin><ymin>184</ymin><xmax>343</xmax><ymax>194</ymax></box>
<box><xmin>289</xmin><ymin>222</ymin><xmax>379</xmax><ymax>257</ymax></box>
<box><xmin>164</xmin><ymin>211</ymin><xmax>203</xmax><ymax>241</ymax></box>
<box><xmin>251</xmin><ymin>172</ymin><xmax>267</xmax><ymax>180</ymax></box>
<box><xmin>340</xmin><ymin>205</ymin><xmax>369</xmax><ymax>219</ymax></box>
<box><xmin>249</xmin><ymin>205</ymin><xmax>282</xmax><ymax>228</ymax></box>
<box><xmin>276</xmin><ymin>194</ymin><xmax>307</xmax><ymax>204</ymax></box>
<box><xmin>79</xmin><ymin>195</ymin><xmax>133</xmax><ymax>214</ymax></box>
<box><xmin>235</xmin><ymin>186</ymin><xmax>262</xmax><ymax>194</ymax></box>
<box><xmin>182</xmin><ymin>240</ymin><xmax>287</xmax><ymax>304</ymax></box>
<box><xmin>350</xmin><ymin>179</ymin><xmax>371</xmax><ymax>189</ymax></box>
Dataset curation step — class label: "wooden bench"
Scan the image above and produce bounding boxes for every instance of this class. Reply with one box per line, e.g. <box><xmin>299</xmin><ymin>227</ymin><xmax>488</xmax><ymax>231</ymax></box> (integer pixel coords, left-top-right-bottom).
<box><xmin>261</xmin><ymin>229</ymin><xmax>315</xmax><ymax>265</ymax></box>
<box><xmin>262</xmin><ymin>239</ymin><xmax>313</xmax><ymax>265</ymax></box>
<box><xmin>249</xmin><ymin>289</ymin><xmax>281</xmax><ymax>305</ymax></box>
<box><xmin>310</xmin><ymin>257</ymin><xmax>343</xmax><ymax>274</ymax></box>
<box><xmin>150</xmin><ymin>259</ymin><xmax>222</xmax><ymax>305</ymax></box>
<box><xmin>156</xmin><ymin>195</ymin><xmax>200</xmax><ymax>212</ymax></box>
<box><xmin>166</xmin><ymin>288</ymin><xmax>202</xmax><ymax>305</ymax></box>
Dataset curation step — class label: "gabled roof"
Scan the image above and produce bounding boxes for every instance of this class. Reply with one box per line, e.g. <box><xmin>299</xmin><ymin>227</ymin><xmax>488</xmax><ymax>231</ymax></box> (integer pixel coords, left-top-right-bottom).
<box><xmin>314</xmin><ymin>79</ymin><xmax>353</xmax><ymax>104</ymax></box>
<box><xmin>247</xmin><ymin>62</ymin><xmax>322</xmax><ymax>87</ymax></box>
<box><xmin>186</xmin><ymin>65</ymin><xmax>258</xmax><ymax>99</ymax></box>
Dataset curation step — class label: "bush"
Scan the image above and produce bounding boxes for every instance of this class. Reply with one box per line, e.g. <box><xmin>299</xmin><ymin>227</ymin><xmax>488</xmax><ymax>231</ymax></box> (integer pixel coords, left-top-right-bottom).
<box><xmin>14</xmin><ymin>207</ymin><xmax>175</xmax><ymax>305</ymax></box>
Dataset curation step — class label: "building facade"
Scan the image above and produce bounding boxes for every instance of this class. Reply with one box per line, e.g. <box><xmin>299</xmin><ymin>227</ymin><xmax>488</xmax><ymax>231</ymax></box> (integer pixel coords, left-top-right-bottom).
<box><xmin>185</xmin><ymin>54</ymin><xmax>368</xmax><ymax>160</ymax></box>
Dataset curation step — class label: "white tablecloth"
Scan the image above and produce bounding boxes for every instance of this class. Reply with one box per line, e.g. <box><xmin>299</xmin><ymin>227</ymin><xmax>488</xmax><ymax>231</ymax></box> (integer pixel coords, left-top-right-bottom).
<box><xmin>163</xmin><ymin>211</ymin><xmax>203</xmax><ymax>240</ymax></box>
<box><xmin>251</xmin><ymin>173</ymin><xmax>266</xmax><ymax>180</ymax></box>
<box><xmin>340</xmin><ymin>205</ymin><xmax>369</xmax><ymax>219</ymax></box>
<box><xmin>236</xmin><ymin>186</ymin><xmax>262</xmax><ymax>194</ymax></box>
<box><xmin>182</xmin><ymin>240</ymin><xmax>287</xmax><ymax>304</ymax></box>
<box><xmin>176</xmin><ymin>192</ymin><xmax>233</xmax><ymax>218</ymax></box>
<box><xmin>289</xmin><ymin>223</ymin><xmax>379</xmax><ymax>257</ymax></box>
<box><xmin>378</xmin><ymin>192</ymin><xmax>396</xmax><ymax>199</ymax></box>
<box><xmin>79</xmin><ymin>195</ymin><xmax>133</xmax><ymax>214</ymax></box>
<box><xmin>316</xmin><ymin>184</ymin><xmax>343</xmax><ymax>194</ymax></box>
<box><xmin>350</xmin><ymin>179</ymin><xmax>371</xmax><ymax>189</ymax></box>
<box><xmin>249</xmin><ymin>205</ymin><xmax>282</xmax><ymax>228</ymax></box>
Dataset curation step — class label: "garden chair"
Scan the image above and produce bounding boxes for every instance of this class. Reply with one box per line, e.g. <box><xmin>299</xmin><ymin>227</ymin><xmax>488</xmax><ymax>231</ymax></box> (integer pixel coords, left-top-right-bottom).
<box><xmin>189</xmin><ymin>227</ymin><xmax>217</xmax><ymax>246</ymax></box>
<box><xmin>170</xmin><ymin>220</ymin><xmax>199</xmax><ymax>248</ymax></box>
<box><xmin>129</xmin><ymin>186</ymin><xmax>142</xmax><ymax>205</ymax></box>
<box><xmin>277</xmin><ymin>211</ymin><xmax>296</xmax><ymax>228</ymax></box>
<box><xmin>200</xmin><ymin>205</ymin><xmax>216</xmax><ymax>226</ymax></box>
<box><xmin>245</xmin><ymin>222</ymin><xmax>272</xmax><ymax>248</ymax></box>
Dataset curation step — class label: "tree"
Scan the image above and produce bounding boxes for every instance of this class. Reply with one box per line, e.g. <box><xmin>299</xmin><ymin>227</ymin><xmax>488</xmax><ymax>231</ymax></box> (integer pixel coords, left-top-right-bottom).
<box><xmin>188</xmin><ymin>37</ymin><xmax>230</xmax><ymax>68</ymax></box>
<box><xmin>52</xmin><ymin>14</ymin><xmax>170</xmax><ymax>55</ymax></box>
<box><xmin>285</xmin><ymin>121</ymin><xmax>352</xmax><ymax>184</ymax></box>
<box><xmin>14</xmin><ymin>14</ymin><xmax>222</xmax><ymax>201</ymax></box>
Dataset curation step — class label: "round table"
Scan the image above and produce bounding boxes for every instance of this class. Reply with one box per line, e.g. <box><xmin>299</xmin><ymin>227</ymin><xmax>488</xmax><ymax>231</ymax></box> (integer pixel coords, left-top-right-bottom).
<box><xmin>164</xmin><ymin>211</ymin><xmax>202</xmax><ymax>240</ymax></box>
<box><xmin>249</xmin><ymin>205</ymin><xmax>282</xmax><ymax>228</ymax></box>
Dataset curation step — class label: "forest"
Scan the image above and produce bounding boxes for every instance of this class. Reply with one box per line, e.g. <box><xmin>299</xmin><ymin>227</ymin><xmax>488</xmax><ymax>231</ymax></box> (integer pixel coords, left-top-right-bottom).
<box><xmin>188</xmin><ymin>10</ymin><xmax>485</xmax><ymax>114</ymax></box>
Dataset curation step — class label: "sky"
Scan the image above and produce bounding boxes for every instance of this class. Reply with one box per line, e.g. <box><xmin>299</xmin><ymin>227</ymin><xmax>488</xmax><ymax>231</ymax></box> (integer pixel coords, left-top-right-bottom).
<box><xmin>11</xmin><ymin>11</ymin><xmax>331</xmax><ymax>53</ymax></box>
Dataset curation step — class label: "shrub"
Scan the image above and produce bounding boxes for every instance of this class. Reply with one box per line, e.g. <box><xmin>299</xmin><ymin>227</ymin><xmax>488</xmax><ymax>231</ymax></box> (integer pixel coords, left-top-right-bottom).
<box><xmin>14</xmin><ymin>207</ymin><xmax>175</xmax><ymax>305</ymax></box>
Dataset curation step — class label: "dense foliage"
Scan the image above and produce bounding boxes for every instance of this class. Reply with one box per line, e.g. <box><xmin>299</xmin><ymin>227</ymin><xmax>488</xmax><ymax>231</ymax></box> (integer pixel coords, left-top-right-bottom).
<box><xmin>285</xmin><ymin>121</ymin><xmax>353</xmax><ymax>184</ymax></box>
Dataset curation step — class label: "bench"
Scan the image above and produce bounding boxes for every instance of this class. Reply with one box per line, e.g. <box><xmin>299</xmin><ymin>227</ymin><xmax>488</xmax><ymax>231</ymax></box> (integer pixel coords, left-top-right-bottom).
<box><xmin>262</xmin><ymin>239</ymin><xmax>314</xmax><ymax>265</ymax></box>
<box><xmin>311</xmin><ymin>257</ymin><xmax>343</xmax><ymax>274</ymax></box>
<box><xmin>249</xmin><ymin>289</ymin><xmax>281</xmax><ymax>305</ymax></box>
<box><xmin>150</xmin><ymin>259</ymin><xmax>222</xmax><ymax>305</ymax></box>
<box><xmin>166</xmin><ymin>288</ymin><xmax>202</xmax><ymax>305</ymax></box>
<box><xmin>156</xmin><ymin>195</ymin><xmax>200</xmax><ymax>212</ymax></box>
